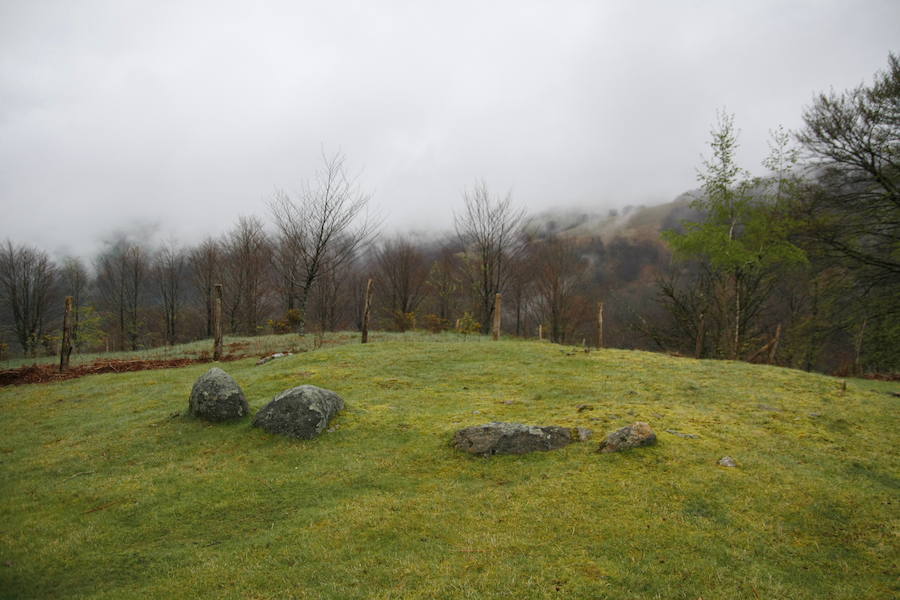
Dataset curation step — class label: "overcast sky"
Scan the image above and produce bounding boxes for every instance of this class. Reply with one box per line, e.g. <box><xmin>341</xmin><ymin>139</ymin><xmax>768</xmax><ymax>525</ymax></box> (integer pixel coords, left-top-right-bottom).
<box><xmin>1</xmin><ymin>0</ymin><xmax>897</xmax><ymax>258</ymax></box>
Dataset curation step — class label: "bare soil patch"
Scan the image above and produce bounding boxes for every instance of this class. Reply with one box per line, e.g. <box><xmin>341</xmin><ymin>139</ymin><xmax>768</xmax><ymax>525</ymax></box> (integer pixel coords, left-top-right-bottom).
<box><xmin>0</xmin><ymin>355</ymin><xmax>244</xmax><ymax>386</ymax></box>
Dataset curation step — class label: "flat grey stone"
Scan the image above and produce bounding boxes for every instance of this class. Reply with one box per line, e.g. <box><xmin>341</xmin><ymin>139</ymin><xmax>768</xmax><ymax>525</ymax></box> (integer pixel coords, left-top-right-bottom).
<box><xmin>665</xmin><ymin>429</ymin><xmax>700</xmax><ymax>439</ymax></box>
<box><xmin>454</xmin><ymin>422</ymin><xmax>572</xmax><ymax>457</ymax></box>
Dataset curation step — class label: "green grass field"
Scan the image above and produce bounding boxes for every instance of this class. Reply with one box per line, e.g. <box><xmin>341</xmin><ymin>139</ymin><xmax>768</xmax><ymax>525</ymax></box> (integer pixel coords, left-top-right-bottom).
<box><xmin>1</xmin><ymin>335</ymin><xmax>897</xmax><ymax>599</ymax></box>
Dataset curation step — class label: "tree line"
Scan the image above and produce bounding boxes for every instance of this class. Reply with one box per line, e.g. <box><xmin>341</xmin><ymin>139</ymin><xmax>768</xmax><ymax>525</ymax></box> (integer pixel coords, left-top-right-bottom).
<box><xmin>1</xmin><ymin>54</ymin><xmax>897</xmax><ymax>374</ymax></box>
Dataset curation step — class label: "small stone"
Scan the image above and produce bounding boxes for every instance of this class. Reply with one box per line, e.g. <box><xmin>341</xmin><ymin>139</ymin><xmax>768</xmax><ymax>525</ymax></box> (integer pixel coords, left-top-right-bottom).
<box><xmin>473</xmin><ymin>410</ymin><xmax>481</xmax><ymax>415</ymax></box>
<box><xmin>501</xmin><ymin>400</ymin><xmax>515</xmax><ymax>405</ymax></box>
<box><xmin>576</xmin><ymin>404</ymin><xmax>595</xmax><ymax>412</ymax></box>
<box><xmin>665</xmin><ymin>429</ymin><xmax>700</xmax><ymax>439</ymax></box>
<box><xmin>598</xmin><ymin>422</ymin><xmax>656</xmax><ymax>453</ymax></box>
<box><xmin>256</xmin><ymin>352</ymin><xmax>292</xmax><ymax>366</ymax></box>
<box><xmin>575</xmin><ymin>427</ymin><xmax>593</xmax><ymax>442</ymax></box>
<box><xmin>809</xmin><ymin>412</ymin><xmax>823</xmax><ymax>418</ymax></box>
<box><xmin>717</xmin><ymin>456</ymin><xmax>737</xmax><ymax>468</ymax></box>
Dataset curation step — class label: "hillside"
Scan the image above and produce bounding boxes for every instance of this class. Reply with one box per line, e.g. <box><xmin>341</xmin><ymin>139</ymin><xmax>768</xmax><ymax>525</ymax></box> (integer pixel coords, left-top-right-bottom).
<box><xmin>526</xmin><ymin>192</ymin><xmax>701</xmax><ymax>242</ymax></box>
<box><xmin>1</xmin><ymin>336</ymin><xmax>897</xmax><ymax>599</ymax></box>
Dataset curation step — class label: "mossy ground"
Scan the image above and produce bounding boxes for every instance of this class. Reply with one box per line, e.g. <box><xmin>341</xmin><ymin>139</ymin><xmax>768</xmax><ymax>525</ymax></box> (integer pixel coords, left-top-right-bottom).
<box><xmin>1</xmin><ymin>335</ymin><xmax>897</xmax><ymax>599</ymax></box>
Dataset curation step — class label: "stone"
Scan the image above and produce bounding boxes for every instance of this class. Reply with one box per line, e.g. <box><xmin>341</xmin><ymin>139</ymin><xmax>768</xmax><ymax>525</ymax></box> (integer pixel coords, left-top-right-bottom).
<box><xmin>453</xmin><ymin>422</ymin><xmax>572</xmax><ymax>457</ymax></box>
<box><xmin>188</xmin><ymin>367</ymin><xmax>249</xmax><ymax>421</ymax></box>
<box><xmin>576</xmin><ymin>404</ymin><xmax>594</xmax><ymax>412</ymax></box>
<box><xmin>256</xmin><ymin>352</ymin><xmax>293</xmax><ymax>366</ymax></box>
<box><xmin>252</xmin><ymin>385</ymin><xmax>344</xmax><ymax>439</ymax></box>
<box><xmin>598</xmin><ymin>422</ymin><xmax>657</xmax><ymax>453</ymax></box>
<box><xmin>575</xmin><ymin>427</ymin><xmax>593</xmax><ymax>441</ymax></box>
<box><xmin>665</xmin><ymin>429</ymin><xmax>700</xmax><ymax>439</ymax></box>
<box><xmin>717</xmin><ymin>456</ymin><xmax>737</xmax><ymax>467</ymax></box>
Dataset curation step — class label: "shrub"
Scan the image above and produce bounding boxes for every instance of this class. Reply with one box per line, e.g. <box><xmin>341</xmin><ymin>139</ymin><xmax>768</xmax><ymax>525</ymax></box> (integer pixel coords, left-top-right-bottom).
<box><xmin>458</xmin><ymin>312</ymin><xmax>481</xmax><ymax>335</ymax></box>
<box><xmin>423</xmin><ymin>314</ymin><xmax>451</xmax><ymax>333</ymax></box>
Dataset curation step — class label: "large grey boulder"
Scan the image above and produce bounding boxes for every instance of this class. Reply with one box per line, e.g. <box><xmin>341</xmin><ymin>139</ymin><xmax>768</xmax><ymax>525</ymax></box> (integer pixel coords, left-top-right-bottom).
<box><xmin>252</xmin><ymin>385</ymin><xmax>344</xmax><ymax>439</ymax></box>
<box><xmin>188</xmin><ymin>367</ymin><xmax>249</xmax><ymax>421</ymax></box>
<box><xmin>453</xmin><ymin>422</ymin><xmax>572</xmax><ymax>457</ymax></box>
<box><xmin>598</xmin><ymin>422</ymin><xmax>656</xmax><ymax>453</ymax></box>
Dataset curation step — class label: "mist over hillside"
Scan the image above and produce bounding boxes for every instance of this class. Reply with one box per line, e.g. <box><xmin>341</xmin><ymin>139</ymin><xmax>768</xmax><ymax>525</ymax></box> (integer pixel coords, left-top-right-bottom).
<box><xmin>526</xmin><ymin>192</ymin><xmax>703</xmax><ymax>241</ymax></box>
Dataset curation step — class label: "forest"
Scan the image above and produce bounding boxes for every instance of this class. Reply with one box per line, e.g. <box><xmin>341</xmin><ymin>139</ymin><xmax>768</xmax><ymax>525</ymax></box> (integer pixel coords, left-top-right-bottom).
<box><xmin>1</xmin><ymin>55</ymin><xmax>897</xmax><ymax>376</ymax></box>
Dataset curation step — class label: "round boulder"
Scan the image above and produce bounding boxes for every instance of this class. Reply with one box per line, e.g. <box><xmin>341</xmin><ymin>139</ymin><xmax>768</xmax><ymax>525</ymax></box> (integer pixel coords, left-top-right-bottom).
<box><xmin>598</xmin><ymin>422</ymin><xmax>657</xmax><ymax>453</ymax></box>
<box><xmin>453</xmin><ymin>422</ymin><xmax>572</xmax><ymax>457</ymax></box>
<box><xmin>188</xmin><ymin>367</ymin><xmax>249</xmax><ymax>421</ymax></box>
<box><xmin>252</xmin><ymin>385</ymin><xmax>344</xmax><ymax>439</ymax></box>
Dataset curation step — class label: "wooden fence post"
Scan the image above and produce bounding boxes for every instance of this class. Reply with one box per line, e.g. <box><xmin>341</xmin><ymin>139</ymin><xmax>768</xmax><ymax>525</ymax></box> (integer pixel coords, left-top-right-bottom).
<box><xmin>538</xmin><ymin>323</ymin><xmax>543</xmax><ymax>341</ymax></box>
<box><xmin>59</xmin><ymin>296</ymin><xmax>74</xmax><ymax>372</ymax></box>
<box><xmin>361</xmin><ymin>278</ymin><xmax>374</xmax><ymax>344</ymax></box>
<box><xmin>768</xmin><ymin>323</ymin><xmax>782</xmax><ymax>365</ymax></box>
<box><xmin>694</xmin><ymin>313</ymin><xmax>705</xmax><ymax>359</ymax></box>
<box><xmin>213</xmin><ymin>284</ymin><xmax>223</xmax><ymax>360</ymax></box>
<box><xmin>492</xmin><ymin>293</ymin><xmax>502</xmax><ymax>341</ymax></box>
<box><xmin>596</xmin><ymin>301</ymin><xmax>604</xmax><ymax>348</ymax></box>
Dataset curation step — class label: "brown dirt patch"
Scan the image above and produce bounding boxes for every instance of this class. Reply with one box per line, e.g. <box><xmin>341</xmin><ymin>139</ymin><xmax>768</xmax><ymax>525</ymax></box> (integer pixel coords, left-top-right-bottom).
<box><xmin>0</xmin><ymin>355</ymin><xmax>243</xmax><ymax>386</ymax></box>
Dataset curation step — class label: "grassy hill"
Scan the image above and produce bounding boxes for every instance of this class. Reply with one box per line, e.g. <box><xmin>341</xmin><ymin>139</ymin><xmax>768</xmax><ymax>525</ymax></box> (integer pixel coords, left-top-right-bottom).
<box><xmin>1</xmin><ymin>335</ymin><xmax>896</xmax><ymax>599</ymax></box>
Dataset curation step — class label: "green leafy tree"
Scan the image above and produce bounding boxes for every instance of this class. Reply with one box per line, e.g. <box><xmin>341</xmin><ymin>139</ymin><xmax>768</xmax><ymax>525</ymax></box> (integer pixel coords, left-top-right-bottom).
<box><xmin>664</xmin><ymin>112</ymin><xmax>805</xmax><ymax>358</ymax></box>
<box><xmin>795</xmin><ymin>53</ymin><xmax>900</xmax><ymax>372</ymax></box>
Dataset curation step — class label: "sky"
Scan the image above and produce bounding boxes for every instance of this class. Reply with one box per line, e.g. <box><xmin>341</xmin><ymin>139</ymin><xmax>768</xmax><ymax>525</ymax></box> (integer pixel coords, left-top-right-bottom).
<box><xmin>1</xmin><ymin>0</ymin><xmax>898</xmax><ymax>258</ymax></box>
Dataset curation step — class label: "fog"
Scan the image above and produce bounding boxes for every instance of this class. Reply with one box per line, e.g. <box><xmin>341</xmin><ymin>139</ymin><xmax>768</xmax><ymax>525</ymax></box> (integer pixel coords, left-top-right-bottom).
<box><xmin>1</xmin><ymin>0</ymin><xmax>897</xmax><ymax>257</ymax></box>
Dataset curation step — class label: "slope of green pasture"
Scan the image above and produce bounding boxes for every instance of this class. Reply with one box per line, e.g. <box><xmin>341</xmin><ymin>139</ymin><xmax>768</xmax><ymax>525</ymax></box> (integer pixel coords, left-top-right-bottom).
<box><xmin>1</xmin><ymin>338</ymin><xmax>897</xmax><ymax>599</ymax></box>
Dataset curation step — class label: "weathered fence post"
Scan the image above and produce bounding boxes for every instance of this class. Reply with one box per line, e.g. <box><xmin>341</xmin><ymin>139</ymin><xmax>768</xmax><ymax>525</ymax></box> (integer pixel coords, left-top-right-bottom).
<box><xmin>694</xmin><ymin>313</ymin><xmax>705</xmax><ymax>359</ymax></box>
<box><xmin>361</xmin><ymin>278</ymin><xmax>374</xmax><ymax>344</ymax></box>
<box><xmin>538</xmin><ymin>323</ymin><xmax>543</xmax><ymax>341</ymax></box>
<box><xmin>59</xmin><ymin>296</ymin><xmax>74</xmax><ymax>372</ymax></box>
<box><xmin>596</xmin><ymin>301</ymin><xmax>604</xmax><ymax>348</ymax></box>
<box><xmin>213</xmin><ymin>284</ymin><xmax>223</xmax><ymax>360</ymax></box>
<box><xmin>768</xmin><ymin>323</ymin><xmax>782</xmax><ymax>365</ymax></box>
<box><xmin>492</xmin><ymin>293</ymin><xmax>502</xmax><ymax>340</ymax></box>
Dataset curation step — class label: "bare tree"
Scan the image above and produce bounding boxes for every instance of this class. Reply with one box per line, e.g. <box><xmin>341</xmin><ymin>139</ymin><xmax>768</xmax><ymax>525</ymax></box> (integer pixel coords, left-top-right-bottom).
<box><xmin>506</xmin><ymin>233</ymin><xmax>537</xmax><ymax>336</ymax></box>
<box><xmin>59</xmin><ymin>256</ymin><xmax>88</xmax><ymax>351</ymax></box>
<box><xmin>454</xmin><ymin>181</ymin><xmax>526</xmax><ymax>333</ymax></box>
<box><xmin>375</xmin><ymin>235</ymin><xmax>430</xmax><ymax>330</ymax></box>
<box><xmin>153</xmin><ymin>243</ymin><xmax>186</xmax><ymax>345</ymax></box>
<box><xmin>270</xmin><ymin>151</ymin><xmax>375</xmax><ymax>335</ymax></box>
<box><xmin>531</xmin><ymin>235</ymin><xmax>587</xmax><ymax>343</ymax></box>
<box><xmin>423</xmin><ymin>239</ymin><xmax>462</xmax><ymax>322</ymax></box>
<box><xmin>222</xmin><ymin>216</ymin><xmax>271</xmax><ymax>335</ymax></box>
<box><xmin>0</xmin><ymin>241</ymin><xmax>56</xmax><ymax>356</ymax></box>
<box><xmin>189</xmin><ymin>237</ymin><xmax>221</xmax><ymax>338</ymax></box>
<box><xmin>95</xmin><ymin>239</ymin><xmax>148</xmax><ymax>351</ymax></box>
<box><xmin>271</xmin><ymin>233</ymin><xmax>303</xmax><ymax>314</ymax></box>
